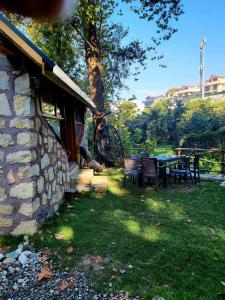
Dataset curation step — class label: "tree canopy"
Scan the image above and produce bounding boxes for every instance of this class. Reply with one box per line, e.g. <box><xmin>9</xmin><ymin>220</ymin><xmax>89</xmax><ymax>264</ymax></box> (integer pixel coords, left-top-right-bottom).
<box><xmin>10</xmin><ymin>0</ymin><xmax>183</xmax><ymax>110</ymax></box>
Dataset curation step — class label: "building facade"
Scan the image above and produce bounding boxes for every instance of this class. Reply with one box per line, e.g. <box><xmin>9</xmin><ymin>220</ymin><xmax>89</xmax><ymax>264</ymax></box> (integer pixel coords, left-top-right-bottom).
<box><xmin>167</xmin><ymin>76</ymin><xmax>225</xmax><ymax>101</ymax></box>
<box><xmin>205</xmin><ymin>75</ymin><xmax>225</xmax><ymax>96</ymax></box>
<box><xmin>167</xmin><ymin>84</ymin><xmax>200</xmax><ymax>101</ymax></box>
<box><xmin>143</xmin><ymin>95</ymin><xmax>163</xmax><ymax>109</ymax></box>
<box><xmin>0</xmin><ymin>15</ymin><xmax>95</xmax><ymax>235</ymax></box>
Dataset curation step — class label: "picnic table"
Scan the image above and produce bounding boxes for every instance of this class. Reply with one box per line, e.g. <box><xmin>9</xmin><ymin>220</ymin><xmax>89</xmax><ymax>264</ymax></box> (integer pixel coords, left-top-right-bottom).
<box><xmin>150</xmin><ymin>154</ymin><xmax>183</xmax><ymax>187</ymax></box>
<box><xmin>151</xmin><ymin>154</ymin><xmax>183</xmax><ymax>164</ymax></box>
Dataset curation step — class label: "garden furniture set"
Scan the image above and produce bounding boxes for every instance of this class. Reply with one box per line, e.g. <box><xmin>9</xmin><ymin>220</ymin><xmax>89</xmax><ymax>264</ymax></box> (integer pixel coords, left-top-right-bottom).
<box><xmin>123</xmin><ymin>153</ymin><xmax>201</xmax><ymax>189</ymax></box>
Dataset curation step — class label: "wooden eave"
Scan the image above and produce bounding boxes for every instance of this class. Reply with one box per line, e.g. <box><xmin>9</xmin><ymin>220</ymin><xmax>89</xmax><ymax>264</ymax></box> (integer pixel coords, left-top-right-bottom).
<box><xmin>0</xmin><ymin>14</ymin><xmax>95</xmax><ymax>110</ymax></box>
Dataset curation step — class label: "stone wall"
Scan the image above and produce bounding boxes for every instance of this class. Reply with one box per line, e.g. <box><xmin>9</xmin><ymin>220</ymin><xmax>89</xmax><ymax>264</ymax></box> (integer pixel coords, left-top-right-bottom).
<box><xmin>0</xmin><ymin>54</ymin><xmax>71</xmax><ymax>235</ymax></box>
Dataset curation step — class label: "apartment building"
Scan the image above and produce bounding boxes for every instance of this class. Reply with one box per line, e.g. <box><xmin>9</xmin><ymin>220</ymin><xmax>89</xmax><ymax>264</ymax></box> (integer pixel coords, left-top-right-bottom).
<box><xmin>143</xmin><ymin>95</ymin><xmax>163</xmax><ymax>109</ymax></box>
<box><xmin>205</xmin><ymin>75</ymin><xmax>225</xmax><ymax>96</ymax></box>
<box><xmin>167</xmin><ymin>84</ymin><xmax>200</xmax><ymax>101</ymax></box>
<box><xmin>167</xmin><ymin>75</ymin><xmax>225</xmax><ymax>101</ymax></box>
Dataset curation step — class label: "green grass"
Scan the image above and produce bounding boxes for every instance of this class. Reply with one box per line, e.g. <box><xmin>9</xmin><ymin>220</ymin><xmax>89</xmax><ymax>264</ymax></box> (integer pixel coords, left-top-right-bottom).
<box><xmin>1</xmin><ymin>170</ymin><xmax>225</xmax><ymax>299</ymax></box>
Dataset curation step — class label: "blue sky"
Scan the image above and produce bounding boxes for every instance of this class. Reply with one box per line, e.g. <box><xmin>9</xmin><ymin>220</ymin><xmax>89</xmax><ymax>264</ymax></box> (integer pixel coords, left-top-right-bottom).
<box><xmin>114</xmin><ymin>0</ymin><xmax>225</xmax><ymax>108</ymax></box>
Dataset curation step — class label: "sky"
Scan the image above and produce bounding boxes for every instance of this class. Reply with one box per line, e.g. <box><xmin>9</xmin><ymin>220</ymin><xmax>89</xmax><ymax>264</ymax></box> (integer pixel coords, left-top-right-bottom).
<box><xmin>113</xmin><ymin>0</ymin><xmax>225</xmax><ymax>109</ymax></box>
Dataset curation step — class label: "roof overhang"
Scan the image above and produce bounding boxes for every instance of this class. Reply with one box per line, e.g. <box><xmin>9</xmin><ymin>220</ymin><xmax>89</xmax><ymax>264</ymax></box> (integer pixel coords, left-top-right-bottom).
<box><xmin>0</xmin><ymin>14</ymin><xmax>95</xmax><ymax>110</ymax></box>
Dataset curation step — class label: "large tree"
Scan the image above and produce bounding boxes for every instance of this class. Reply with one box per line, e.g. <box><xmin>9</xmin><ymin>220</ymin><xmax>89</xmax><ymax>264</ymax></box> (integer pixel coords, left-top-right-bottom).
<box><xmin>9</xmin><ymin>0</ymin><xmax>183</xmax><ymax>164</ymax></box>
<box><xmin>11</xmin><ymin>0</ymin><xmax>183</xmax><ymax>111</ymax></box>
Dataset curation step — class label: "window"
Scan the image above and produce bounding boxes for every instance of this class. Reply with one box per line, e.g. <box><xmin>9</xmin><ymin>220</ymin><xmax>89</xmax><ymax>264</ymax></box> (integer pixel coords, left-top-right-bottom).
<box><xmin>39</xmin><ymin>82</ymin><xmax>86</xmax><ymax>163</ymax></box>
<box><xmin>40</xmin><ymin>89</ymin><xmax>64</xmax><ymax>138</ymax></box>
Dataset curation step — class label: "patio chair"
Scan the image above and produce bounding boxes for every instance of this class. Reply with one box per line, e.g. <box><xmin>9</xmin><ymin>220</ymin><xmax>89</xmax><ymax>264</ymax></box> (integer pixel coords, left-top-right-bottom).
<box><xmin>169</xmin><ymin>156</ymin><xmax>193</xmax><ymax>186</ymax></box>
<box><xmin>190</xmin><ymin>155</ymin><xmax>201</xmax><ymax>183</ymax></box>
<box><xmin>142</xmin><ymin>158</ymin><xmax>159</xmax><ymax>189</ymax></box>
<box><xmin>140</xmin><ymin>152</ymin><xmax>150</xmax><ymax>158</ymax></box>
<box><xmin>123</xmin><ymin>158</ymin><xmax>142</xmax><ymax>186</ymax></box>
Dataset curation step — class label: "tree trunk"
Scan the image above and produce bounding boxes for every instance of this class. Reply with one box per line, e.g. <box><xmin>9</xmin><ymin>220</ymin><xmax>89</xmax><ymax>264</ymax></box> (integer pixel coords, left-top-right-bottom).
<box><xmin>83</xmin><ymin>21</ymin><xmax>115</xmax><ymax>166</ymax></box>
<box><xmin>85</xmin><ymin>22</ymin><xmax>104</xmax><ymax>112</ymax></box>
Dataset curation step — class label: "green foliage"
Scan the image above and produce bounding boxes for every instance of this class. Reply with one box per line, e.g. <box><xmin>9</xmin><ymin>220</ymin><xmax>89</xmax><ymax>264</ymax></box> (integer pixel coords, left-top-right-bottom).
<box><xmin>179</xmin><ymin>98</ymin><xmax>225</xmax><ymax>135</ymax></box>
<box><xmin>9</xmin><ymin>0</ymin><xmax>183</xmax><ymax>100</ymax></box>
<box><xmin>181</xmin><ymin>129</ymin><xmax>225</xmax><ymax>149</ymax></box>
<box><xmin>110</xmin><ymin>99</ymin><xmax>138</xmax><ymax>153</ymax></box>
<box><xmin>129</xmin><ymin>97</ymin><xmax>225</xmax><ymax>149</ymax></box>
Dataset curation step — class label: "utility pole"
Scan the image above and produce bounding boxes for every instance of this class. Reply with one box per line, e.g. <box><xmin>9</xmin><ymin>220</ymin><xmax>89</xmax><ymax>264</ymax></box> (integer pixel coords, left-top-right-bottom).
<box><xmin>200</xmin><ymin>38</ymin><xmax>207</xmax><ymax>99</ymax></box>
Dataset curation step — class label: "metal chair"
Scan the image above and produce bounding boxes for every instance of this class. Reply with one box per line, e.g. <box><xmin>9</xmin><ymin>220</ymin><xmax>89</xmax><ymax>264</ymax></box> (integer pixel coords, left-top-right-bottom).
<box><xmin>190</xmin><ymin>155</ymin><xmax>201</xmax><ymax>183</ymax></box>
<box><xmin>140</xmin><ymin>152</ymin><xmax>150</xmax><ymax>158</ymax></box>
<box><xmin>142</xmin><ymin>158</ymin><xmax>159</xmax><ymax>189</ymax></box>
<box><xmin>169</xmin><ymin>156</ymin><xmax>193</xmax><ymax>186</ymax></box>
<box><xmin>123</xmin><ymin>158</ymin><xmax>142</xmax><ymax>186</ymax></box>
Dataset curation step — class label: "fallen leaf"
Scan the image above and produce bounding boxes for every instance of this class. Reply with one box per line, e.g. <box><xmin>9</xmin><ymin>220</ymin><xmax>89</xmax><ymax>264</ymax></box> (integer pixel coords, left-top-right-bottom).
<box><xmin>90</xmin><ymin>255</ymin><xmax>102</xmax><ymax>264</ymax></box>
<box><xmin>66</xmin><ymin>246</ymin><xmax>74</xmax><ymax>254</ymax></box>
<box><xmin>55</xmin><ymin>233</ymin><xmax>64</xmax><ymax>240</ymax></box>
<box><xmin>37</xmin><ymin>268</ymin><xmax>53</xmax><ymax>280</ymax></box>
<box><xmin>40</xmin><ymin>254</ymin><xmax>48</xmax><ymax>262</ymax></box>
<box><xmin>59</xmin><ymin>281</ymin><xmax>74</xmax><ymax>291</ymax></box>
<box><xmin>156</xmin><ymin>220</ymin><xmax>163</xmax><ymax>227</ymax></box>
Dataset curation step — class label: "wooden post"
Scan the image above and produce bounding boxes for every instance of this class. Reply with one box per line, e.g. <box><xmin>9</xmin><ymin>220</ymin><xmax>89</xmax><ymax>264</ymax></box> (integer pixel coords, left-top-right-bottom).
<box><xmin>221</xmin><ymin>149</ymin><xmax>225</xmax><ymax>175</ymax></box>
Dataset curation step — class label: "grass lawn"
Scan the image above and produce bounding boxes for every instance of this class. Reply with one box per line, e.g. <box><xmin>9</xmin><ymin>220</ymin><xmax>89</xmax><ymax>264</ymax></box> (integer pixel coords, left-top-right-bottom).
<box><xmin>1</xmin><ymin>170</ymin><xmax>225</xmax><ymax>299</ymax></box>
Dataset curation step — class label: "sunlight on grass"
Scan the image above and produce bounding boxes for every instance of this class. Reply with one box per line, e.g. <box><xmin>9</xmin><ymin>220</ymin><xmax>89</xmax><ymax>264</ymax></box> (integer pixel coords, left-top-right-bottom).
<box><xmin>57</xmin><ymin>226</ymin><xmax>74</xmax><ymax>240</ymax></box>
<box><xmin>123</xmin><ymin>220</ymin><xmax>164</xmax><ymax>242</ymax></box>
<box><xmin>108</xmin><ymin>178</ymin><xmax>127</xmax><ymax>196</ymax></box>
<box><xmin>123</xmin><ymin>220</ymin><xmax>141</xmax><ymax>234</ymax></box>
<box><xmin>142</xmin><ymin>226</ymin><xmax>162</xmax><ymax>242</ymax></box>
<box><xmin>146</xmin><ymin>199</ymin><xmax>166</xmax><ymax>213</ymax></box>
<box><xmin>214</xmin><ymin>228</ymin><xmax>225</xmax><ymax>241</ymax></box>
<box><xmin>167</xmin><ymin>203</ymin><xmax>186</xmax><ymax>221</ymax></box>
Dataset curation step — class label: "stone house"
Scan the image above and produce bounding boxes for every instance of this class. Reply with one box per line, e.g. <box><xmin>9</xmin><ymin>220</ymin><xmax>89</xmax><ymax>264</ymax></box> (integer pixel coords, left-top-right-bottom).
<box><xmin>0</xmin><ymin>15</ymin><xmax>95</xmax><ymax>235</ymax></box>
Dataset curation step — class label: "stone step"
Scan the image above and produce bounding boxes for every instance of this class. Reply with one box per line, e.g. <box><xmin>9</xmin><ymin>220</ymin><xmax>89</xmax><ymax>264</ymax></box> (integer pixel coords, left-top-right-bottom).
<box><xmin>91</xmin><ymin>176</ymin><xmax>108</xmax><ymax>193</ymax></box>
<box><xmin>76</xmin><ymin>184</ymin><xmax>92</xmax><ymax>194</ymax></box>
<box><xmin>75</xmin><ymin>168</ymin><xmax>94</xmax><ymax>186</ymax></box>
<box><xmin>73</xmin><ymin>169</ymin><xmax>108</xmax><ymax>194</ymax></box>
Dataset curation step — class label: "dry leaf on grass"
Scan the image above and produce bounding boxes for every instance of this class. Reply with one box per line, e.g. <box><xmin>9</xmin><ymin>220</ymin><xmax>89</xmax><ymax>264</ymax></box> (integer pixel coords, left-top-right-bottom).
<box><xmin>37</xmin><ymin>268</ymin><xmax>53</xmax><ymax>280</ymax></box>
<box><xmin>40</xmin><ymin>254</ymin><xmax>48</xmax><ymax>263</ymax></box>
<box><xmin>90</xmin><ymin>255</ymin><xmax>102</xmax><ymax>264</ymax></box>
<box><xmin>66</xmin><ymin>246</ymin><xmax>74</xmax><ymax>254</ymax></box>
<box><xmin>59</xmin><ymin>281</ymin><xmax>74</xmax><ymax>291</ymax></box>
<box><xmin>55</xmin><ymin>233</ymin><xmax>64</xmax><ymax>240</ymax></box>
<box><xmin>156</xmin><ymin>220</ymin><xmax>163</xmax><ymax>227</ymax></box>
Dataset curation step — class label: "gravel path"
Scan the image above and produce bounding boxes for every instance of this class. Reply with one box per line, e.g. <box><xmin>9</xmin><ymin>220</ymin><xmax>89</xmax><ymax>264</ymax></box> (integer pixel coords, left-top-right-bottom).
<box><xmin>0</xmin><ymin>243</ymin><xmax>140</xmax><ymax>300</ymax></box>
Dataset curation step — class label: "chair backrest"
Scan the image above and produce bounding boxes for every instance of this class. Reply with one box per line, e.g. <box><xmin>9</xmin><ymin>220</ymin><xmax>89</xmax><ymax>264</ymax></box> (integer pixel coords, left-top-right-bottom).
<box><xmin>178</xmin><ymin>156</ymin><xmax>191</xmax><ymax>169</ymax></box>
<box><xmin>193</xmin><ymin>155</ymin><xmax>200</xmax><ymax>169</ymax></box>
<box><xmin>124</xmin><ymin>158</ymin><xmax>139</xmax><ymax>171</ymax></box>
<box><xmin>130</xmin><ymin>154</ymin><xmax>140</xmax><ymax>159</ymax></box>
<box><xmin>142</xmin><ymin>158</ymin><xmax>158</xmax><ymax>176</ymax></box>
<box><xmin>140</xmin><ymin>152</ymin><xmax>149</xmax><ymax>158</ymax></box>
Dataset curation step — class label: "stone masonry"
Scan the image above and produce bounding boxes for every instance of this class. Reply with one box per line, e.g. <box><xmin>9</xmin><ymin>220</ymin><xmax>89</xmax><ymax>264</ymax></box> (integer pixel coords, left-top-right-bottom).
<box><xmin>0</xmin><ymin>55</ymin><xmax>70</xmax><ymax>235</ymax></box>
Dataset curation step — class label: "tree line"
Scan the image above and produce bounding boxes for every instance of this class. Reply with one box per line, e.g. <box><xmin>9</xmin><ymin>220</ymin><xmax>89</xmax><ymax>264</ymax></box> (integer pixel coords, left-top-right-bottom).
<box><xmin>110</xmin><ymin>97</ymin><xmax>225</xmax><ymax>153</ymax></box>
